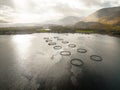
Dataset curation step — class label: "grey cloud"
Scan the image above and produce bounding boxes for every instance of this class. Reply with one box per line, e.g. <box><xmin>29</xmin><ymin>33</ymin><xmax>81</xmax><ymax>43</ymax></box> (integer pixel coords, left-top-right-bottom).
<box><xmin>0</xmin><ymin>5</ymin><xmax>16</xmax><ymax>22</ymax></box>
<box><xmin>0</xmin><ymin>0</ymin><xmax>13</xmax><ymax>7</ymax></box>
<box><xmin>0</xmin><ymin>0</ymin><xmax>36</xmax><ymax>12</ymax></box>
<box><xmin>79</xmin><ymin>0</ymin><xmax>102</xmax><ymax>6</ymax></box>
<box><xmin>0</xmin><ymin>5</ymin><xmax>15</xmax><ymax>15</ymax></box>
<box><xmin>79</xmin><ymin>0</ymin><xmax>120</xmax><ymax>7</ymax></box>
<box><xmin>102</xmin><ymin>1</ymin><xmax>112</xmax><ymax>7</ymax></box>
<box><xmin>23</xmin><ymin>0</ymin><xmax>37</xmax><ymax>13</ymax></box>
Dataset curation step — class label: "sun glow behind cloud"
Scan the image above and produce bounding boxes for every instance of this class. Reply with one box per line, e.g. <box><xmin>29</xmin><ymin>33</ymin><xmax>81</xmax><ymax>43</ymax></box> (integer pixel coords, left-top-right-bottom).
<box><xmin>4</xmin><ymin>0</ymin><xmax>65</xmax><ymax>23</ymax></box>
<box><xmin>12</xmin><ymin>0</ymin><xmax>69</xmax><ymax>23</ymax></box>
<box><xmin>11</xmin><ymin>0</ymin><xmax>98</xmax><ymax>23</ymax></box>
<box><xmin>13</xmin><ymin>0</ymin><xmax>28</xmax><ymax>12</ymax></box>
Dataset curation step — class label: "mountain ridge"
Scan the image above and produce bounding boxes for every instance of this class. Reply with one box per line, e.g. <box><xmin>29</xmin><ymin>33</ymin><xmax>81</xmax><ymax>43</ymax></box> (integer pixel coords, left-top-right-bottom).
<box><xmin>75</xmin><ymin>6</ymin><xmax>120</xmax><ymax>30</ymax></box>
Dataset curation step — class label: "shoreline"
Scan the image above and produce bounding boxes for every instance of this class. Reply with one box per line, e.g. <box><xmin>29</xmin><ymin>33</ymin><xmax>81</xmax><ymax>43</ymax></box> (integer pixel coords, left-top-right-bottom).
<box><xmin>0</xmin><ymin>31</ymin><xmax>119</xmax><ymax>37</ymax></box>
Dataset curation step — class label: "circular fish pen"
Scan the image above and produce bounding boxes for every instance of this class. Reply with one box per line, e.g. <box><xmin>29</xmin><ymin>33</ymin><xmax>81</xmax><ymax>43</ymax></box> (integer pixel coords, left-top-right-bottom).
<box><xmin>48</xmin><ymin>42</ymin><xmax>56</xmax><ymax>46</ymax></box>
<box><xmin>57</xmin><ymin>38</ymin><xmax>64</xmax><ymax>41</ymax></box>
<box><xmin>77</xmin><ymin>48</ymin><xmax>87</xmax><ymax>53</ymax></box>
<box><xmin>60</xmin><ymin>51</ymin><xmax>71</xmax><ymax>56</ymax></box>
<box><xmin>68</xmin><ymin>44</ymin><xmax>76</xmax><ymax>48</ymax></box>
<box><xmin>46</xmin><ymin>39</ymin><xmax>52</xmax><ymax>42</ymax></box>
<box><xmin>43</xmin><ymin>37</ymin><xmax>49</xmax><ymax>40</ymax></box>
<box><xmin>70</xmin><ymin>58</ymin><xmax>84</xmax><ymax>67</ymax></box>
<box><xmin>53</xmin><ymin>46</ymin><xmax>62</xmax><ymax>50</ymax></box>
<box><xmin>90</xmin><ymin>55</ymin><xmax>103</xmax><ymax>61</ymax></box>
<box><xmin>54</xmin><ymin>36</ymin><xmax>59</xmax><ymax>39</ymax></box>
<box><xmin>62</xmin><ymin>41</ymin><xmax>69</xmax><ymax>44</ymax></box>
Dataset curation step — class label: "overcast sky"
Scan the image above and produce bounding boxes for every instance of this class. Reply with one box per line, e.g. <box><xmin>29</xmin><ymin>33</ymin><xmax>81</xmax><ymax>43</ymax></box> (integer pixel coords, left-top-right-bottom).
<box><xmin>0</xmin><ymin>0</ymin><xmax>120</xmax><ymax>23</ymax></box>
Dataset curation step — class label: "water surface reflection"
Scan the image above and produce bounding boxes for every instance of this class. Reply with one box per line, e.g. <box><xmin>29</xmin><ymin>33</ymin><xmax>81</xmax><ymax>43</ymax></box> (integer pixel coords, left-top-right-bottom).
<box><xmin>0</xmin><ymin>33</ymin><xmax>120</xmax><ymax>90</ymax></box>
<box><xmin>12</xmin><ymin>35</ymin><xmax>33</xmax><ymax>59</ymax></box>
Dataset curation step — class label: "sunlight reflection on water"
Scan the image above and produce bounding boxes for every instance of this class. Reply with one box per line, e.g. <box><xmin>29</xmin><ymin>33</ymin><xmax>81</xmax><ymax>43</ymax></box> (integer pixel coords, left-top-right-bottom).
<box><xmin>12</xmin><ymin>35</ymin><xmax>33</xmax><ymax>59</ymax></box>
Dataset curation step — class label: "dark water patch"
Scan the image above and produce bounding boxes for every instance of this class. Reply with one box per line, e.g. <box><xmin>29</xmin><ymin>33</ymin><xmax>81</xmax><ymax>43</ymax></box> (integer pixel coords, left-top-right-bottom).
<box><xmin>39</xmin><ymin>57</ymin><xmax>75</xmax><ymax>90</ymax></box>
<box><xmin>22</xmin><ymin>74</ymin><xmax>33</xmax><ymax>81</ymax></box>
<box><xmin>37</xmin><ymin>78</ymin><xmax>46</xmax><ymax>90</ymax></box>
<box><xmin>76</xmin><ymin>67</ymin><xmax>106</xmax><ymax>90</ymax></box>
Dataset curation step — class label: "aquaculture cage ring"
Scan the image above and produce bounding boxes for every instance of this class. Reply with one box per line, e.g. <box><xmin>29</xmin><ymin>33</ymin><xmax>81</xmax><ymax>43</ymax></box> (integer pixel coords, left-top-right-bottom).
<box><xmin>68</xmin><ymin>44</ymin><xmax>76</xmax><ymax>48</ymax></box>
<box><xmin>43</xmin><ymin>37</ymin><xmax>49</xmax><ymax>40</ymax></box>
<box><xmin>53</xmin><ymin>46</ymin><xmax>62</xmax><ymax>50</ymax></box>
<box><xmin>62</xmin><ymin>41</ymin><xmax>69</xmax><ymax>44</ymax></box>
<box><xmin>54</xmin><ymin>36</ymin><xmax>59</xmax><ymax>39</ymax></box>
<box><xmin>45</xmin><ymin>39</ymin><xmax>52</xmax><ymax>42</ymax></box>
<box><xmin>77</xmin><ymin>48</ymin><xmax>87</xmax><ymax>53</ymax></box>
<box><xmin>70</xmin><ymin>58</ymin><xmax>84</xmax><ymax>67</ymax></box>
<box><xmin>60</xmin><ymin>51</ymin><xmax>71</xmax><ymax>56</ymax></box>
<box><xmin>90</xmin><ymin>55</ymin><xmax>103</xmax><ymax>61</ymax></box>
<box><xmin>48</xmin><ymin>42</ymin><xmax>56</xmax><ymax>46</ymax></box>
<box><xmin>57</xmin><ymin>38</ymin><xmax>64</xmax><ymax>41</ymax></box>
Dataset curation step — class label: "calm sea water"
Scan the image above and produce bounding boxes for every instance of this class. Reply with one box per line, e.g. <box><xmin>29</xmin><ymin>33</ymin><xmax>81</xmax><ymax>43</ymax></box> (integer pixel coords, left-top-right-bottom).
<box><xmin>0</xmin><ymin>33</ymin><xmax>120</xmax><ymax>90</ymax></box>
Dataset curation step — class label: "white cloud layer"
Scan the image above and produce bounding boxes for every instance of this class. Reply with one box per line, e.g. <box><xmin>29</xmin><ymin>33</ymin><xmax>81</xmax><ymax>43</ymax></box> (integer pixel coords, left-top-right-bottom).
<box><xmin>0</xmin><ymin>0</ymin><xmax>120</xmax><ymax>23</ymax></box>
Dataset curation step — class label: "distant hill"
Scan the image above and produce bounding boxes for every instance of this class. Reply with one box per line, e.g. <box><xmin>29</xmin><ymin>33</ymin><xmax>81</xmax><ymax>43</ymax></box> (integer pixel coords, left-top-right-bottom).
<box><xmin>58</xmin><ymin>16</ymin><xmax>82</xmax><ymax>26</ymax></box>
<box><xmin>44</xmin><ymin>16</ymin><xmax>82</xmax><ymax>26</ymax></box>
<box><xmin>0</xmin><ymin>20</ymin><xmax>8</xmax><ymax>23</ymax></box>
<box><xmin>75</xmin><ymin>6</ymin><xmax>120</xmax><ymax>30</ymax></box>
<box><xmin>0</xmin><ymin>16</ymin><xmax>9</xmax><ymax>23</ymax></box>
